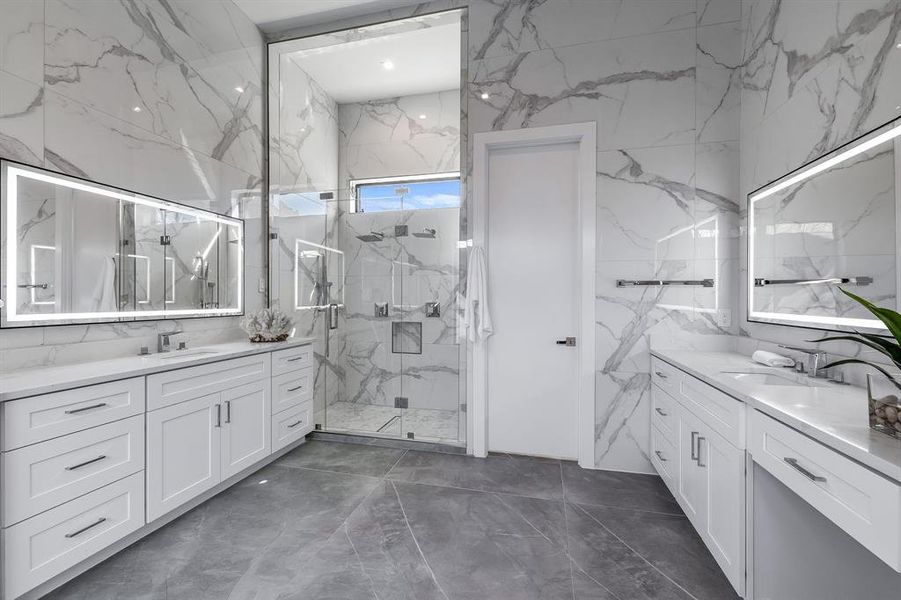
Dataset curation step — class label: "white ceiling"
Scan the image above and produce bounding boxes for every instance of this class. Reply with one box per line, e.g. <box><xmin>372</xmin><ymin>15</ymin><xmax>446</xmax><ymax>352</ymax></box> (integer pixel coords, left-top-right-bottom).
<box><xmin>234</xmin><ymin>0</ymin><xmax>424</xmax><ymax>32</ymax></box>
<box><xmin>287</xmin><ymin>20</ymin><xmax>461</xmax><ymax>103</ymax></box>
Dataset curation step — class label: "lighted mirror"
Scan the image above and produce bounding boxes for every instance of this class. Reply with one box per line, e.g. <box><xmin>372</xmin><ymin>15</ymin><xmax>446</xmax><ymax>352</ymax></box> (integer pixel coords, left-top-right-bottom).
<box><xmin>748</xmin><ymin>119</ymin><xmax>900</xmax><ymax>332</ymax></box>
<box><xmin>1</xmin><ymin>160</ymin><xmax>243</xmax><ymax>327</ymax></box>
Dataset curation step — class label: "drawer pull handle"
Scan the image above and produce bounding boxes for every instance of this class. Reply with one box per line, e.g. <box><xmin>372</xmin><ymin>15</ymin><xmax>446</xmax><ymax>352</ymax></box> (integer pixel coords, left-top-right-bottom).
<box><xmin>65</xmin><ymin>455</ymin><xmax>107</xmax><ymax>471</ymax></box>
<box><xmin>287</xmin><ymin>385</ymin><xmax>304</xmax><ymax>392</ymax></box>
<box><xmin>784</xmin><ymin>457</ymin><xmax>826</xmax><ymax>483</ymax></box>
<box><xmin>287</xmin><ymin>420</ymin><xmax>304</xmax><ymax>429</ymax></box>
<box><xmin>65</xmin><ymin>517</ymin><xmax>107</xmax><ymax>538</ymax></box>
<box><xmin>655</xmin><ymin>371</ymin><xmax>668</xmax><ymax>379</ymax></box>
<box><xmin>286</xmin><ymin>356</ymin><xmax>307</xmax><ymax>362</ymax></box>
<box><xmin>655</xmin><ymin>407</ymin><xmax>668</xmax><ymax>416</ymax></box>
<box><xmin>65</xmin><ymin>403</ymin><xmax>108</xmax><ymax>415</ymax></box>
<box><xmin>654</xmin><ymin>450</ymin><xmax>667</xmax><ymax>462</ymax></box>
<box><xmin>696</xmin><ymin>437</ymin><xmax>706</xmax><ymax>467</ymax></box>
<box><xmin>690</xmin><ymin>431</ymin><xmax>699</xmax><ymax>461</ymax></box>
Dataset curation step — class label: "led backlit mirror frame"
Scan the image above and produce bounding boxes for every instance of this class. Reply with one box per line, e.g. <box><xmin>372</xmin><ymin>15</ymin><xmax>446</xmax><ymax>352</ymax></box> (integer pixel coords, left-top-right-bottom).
<box><xmin>747</xmin><ymin>118</ymin><xmax>901</xmax><ymax>333</ymax></box>
<box><xmin>1</xmin><ymin>159</ymin><xmax>244</xmax><ymax>327</ymax></box>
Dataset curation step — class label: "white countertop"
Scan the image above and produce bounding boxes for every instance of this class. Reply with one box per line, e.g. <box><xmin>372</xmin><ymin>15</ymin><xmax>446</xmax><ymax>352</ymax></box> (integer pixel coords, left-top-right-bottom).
<box><xmin>652</xmin><ymin>348</ymin><xmax>901</xmax><ymax>483</ymax></box>
<box><xmin>0</xmin><ymin>337</ymin><xmax>316</xmax><ymax>402</ymax></box>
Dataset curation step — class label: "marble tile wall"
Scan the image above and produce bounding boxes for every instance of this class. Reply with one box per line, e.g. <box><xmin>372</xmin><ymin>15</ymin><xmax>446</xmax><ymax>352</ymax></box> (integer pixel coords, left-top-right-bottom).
<box><xmin>337</xmin><ymin>89</ymin><xmax>461</xmax><ymax>189</ymax></box>
<box><xmin>268</xmin><ymin>49</ymin><xmax>342</xmax><ymax>419</ymax></box>
<box><xmin>739</xmin><ymin>0</ymin><xmax>901</xmax><ymax>353</ymax></box>
<box><xmin>466</xmin><ymin>0</ymin><xmax>742</xmax><ymax>473</ymax></box>
<box><xmin>0</xmin><ymin>0</ymin><xmax>266</xmax><ymax>371</ymax></box>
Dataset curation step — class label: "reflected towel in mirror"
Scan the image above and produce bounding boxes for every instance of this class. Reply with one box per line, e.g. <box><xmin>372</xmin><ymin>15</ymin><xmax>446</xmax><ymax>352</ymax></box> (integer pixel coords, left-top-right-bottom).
<box><xmin>91</xmin><ymin>257</ymin><xmax>117</xmax><ymax>311</ymax></box>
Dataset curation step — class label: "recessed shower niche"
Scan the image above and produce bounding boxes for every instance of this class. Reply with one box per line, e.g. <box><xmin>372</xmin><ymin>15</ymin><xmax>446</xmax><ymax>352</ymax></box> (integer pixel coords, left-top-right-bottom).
<box><xmin>267</xmin><ymin>10</ymin><xmax>465</xmax><ymax>444</ymax></box>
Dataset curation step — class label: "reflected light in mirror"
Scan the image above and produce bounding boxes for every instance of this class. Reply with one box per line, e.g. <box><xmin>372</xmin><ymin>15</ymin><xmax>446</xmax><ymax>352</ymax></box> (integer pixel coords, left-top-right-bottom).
<box><xmin>746</xmin><ymin>120</ymin><xmax>901</xmax><ymax>331</ymax></box>
<box><xmin>4</xmin><ymin>164</ymin><xmax>243</xmax><ymax>323</ymax></box>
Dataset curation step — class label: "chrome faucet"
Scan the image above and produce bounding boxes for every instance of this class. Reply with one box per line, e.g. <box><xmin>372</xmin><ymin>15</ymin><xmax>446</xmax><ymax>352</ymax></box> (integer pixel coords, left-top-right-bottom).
<box><xmin>157</xmin><ymin>330</ymin><xmax>182</xmax><ymax>353</ymax></box>
<box><xmin>778</xmin><ymin>345</ymin><xmax>829</xmax><ymax>378</ymax></box>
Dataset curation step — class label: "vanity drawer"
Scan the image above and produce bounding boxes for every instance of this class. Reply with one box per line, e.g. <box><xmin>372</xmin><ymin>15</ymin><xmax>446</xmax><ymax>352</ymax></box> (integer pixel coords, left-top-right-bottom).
<box><xmin>651</xmin><ymin>356</ymin><xmax>682</xmax><ymax>398</ymax></box>
<box><xmin>681</xmin><ymin>376</ymin><xmax>745</xmax><ymax>448</ymax></box>
<box><xmin>272</xmin><ymin>401</ymin><xmax>313</xmax><ymax>452</ymax></box>
<box><xmin>271</xmin><ymin>344</ymin><xmax>314</xmax><ymax>377</ymax></box>
<box><xmin>1</xmin><ymin>414</ymin><xmax>144</xmax><ymax>526</ymax></box>
<box><xmin>650</xmin><ymin>424</ymin><xmax>678</xmax><ymax>493</ymax></box>
<box><xmin>3</xmin><ymin>472</ymin><xmax>144</xmax><ymax>600</ymax></box>
<box><xmin>272</xmin><ymin>368</ymin><xmax>314</xmax><ymax>413</ymax></box>
<box><xmin>1</xmin><ymin>378</ymin><xmax>144</xmax><ymax>451</ymax></box>
<box><xmin>651</xmin><ymin>384</ymin><xmax>678</xmax><ymax>443</ymax></box>
<box><xmin>147</xmin><ymin>354</ymin><xmax>271</xmax><ymax>411</ymax></box>
<box><xmin>750</xmin><ymin>410</ymin><xmax>901</xmax><ymax>571</ymax></box>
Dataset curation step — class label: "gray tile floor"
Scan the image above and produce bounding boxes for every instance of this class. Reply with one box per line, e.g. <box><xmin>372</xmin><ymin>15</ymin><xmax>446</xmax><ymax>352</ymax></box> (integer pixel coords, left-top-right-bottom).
<box><xmin>47</xmin><ymin>440</ymin><xmax>738</xmax><ymax>600</ymax></box>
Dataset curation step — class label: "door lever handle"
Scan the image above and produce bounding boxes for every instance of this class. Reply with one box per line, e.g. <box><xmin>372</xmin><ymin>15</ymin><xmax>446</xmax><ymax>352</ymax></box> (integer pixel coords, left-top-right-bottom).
<box><xmin>556</xmin><ymin>337</ymin><xmax>577</xmax><ymax>347</ymax></box>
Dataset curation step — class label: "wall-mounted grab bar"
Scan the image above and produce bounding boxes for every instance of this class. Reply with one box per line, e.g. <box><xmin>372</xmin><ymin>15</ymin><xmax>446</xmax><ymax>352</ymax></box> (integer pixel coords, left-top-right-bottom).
<box><xmin>17</xmin><ymin>283</ymin><xmax>48</xmax><ymax>289</ymax></box>
<box><xmin>753</xmin><ymin>276</ymin><xmax>872</xmax><ymax>287</ymax></box>
<box><xmin>616</xmin><ymin>279</ymin><xmax>714</xmax><ymax>288</ymax></box>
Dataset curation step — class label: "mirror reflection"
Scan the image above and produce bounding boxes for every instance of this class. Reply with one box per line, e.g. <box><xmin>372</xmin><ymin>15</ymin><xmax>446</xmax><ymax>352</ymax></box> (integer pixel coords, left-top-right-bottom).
<box><xmin>748</xmin><ymin>119</ymin><xmax>900</xmax><ymax>332</ymax></box>
<box><xmin>1</xmin><ymin>160</ymin><xmax>243</xmax><ymax>327</ymax></box>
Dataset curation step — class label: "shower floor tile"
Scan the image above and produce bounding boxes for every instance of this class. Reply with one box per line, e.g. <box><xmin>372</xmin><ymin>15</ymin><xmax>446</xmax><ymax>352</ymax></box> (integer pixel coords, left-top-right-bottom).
<box><xmin>320</xmin><ymin>401</ymin><xmax>459</xmax><ymax>442</ymax></box>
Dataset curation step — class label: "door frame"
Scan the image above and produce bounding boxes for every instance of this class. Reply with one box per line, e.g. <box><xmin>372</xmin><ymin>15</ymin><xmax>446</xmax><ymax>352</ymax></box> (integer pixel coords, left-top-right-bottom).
<box><xmin>469</xmin><ymin>122</ymin><xmax>597</xmax><ymax>468</ymax></box>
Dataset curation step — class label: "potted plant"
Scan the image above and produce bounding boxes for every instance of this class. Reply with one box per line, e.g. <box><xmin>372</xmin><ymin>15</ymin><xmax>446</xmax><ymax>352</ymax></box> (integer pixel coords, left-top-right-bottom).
<box><xmin>813</xmin><ymin>288</ymin><xmax>901</xmax><ymax>438</ymax></box>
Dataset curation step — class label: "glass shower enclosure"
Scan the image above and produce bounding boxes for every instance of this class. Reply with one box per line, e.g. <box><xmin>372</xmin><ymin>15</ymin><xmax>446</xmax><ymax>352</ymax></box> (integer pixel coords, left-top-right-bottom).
<box><xmin>267</xmin><ymin>10</ymin><xmax>466</xmax><ymax>446</ymax></box>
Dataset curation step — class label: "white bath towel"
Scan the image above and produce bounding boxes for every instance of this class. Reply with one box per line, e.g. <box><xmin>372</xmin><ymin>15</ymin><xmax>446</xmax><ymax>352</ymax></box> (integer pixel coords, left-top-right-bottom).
<box><xmin>91</xmin><ymin>256</ymin><xmax>117</xmax><ymax>311</ymax></box>
<box><xmin>752</xmin><ymin>350</ymin><xmax>795</xmax><ymax>368</ymax></box>
<box><xmin>462</xmin><ymin>246</ymin><xmax>493</xmax><ymax>343</ymax></box>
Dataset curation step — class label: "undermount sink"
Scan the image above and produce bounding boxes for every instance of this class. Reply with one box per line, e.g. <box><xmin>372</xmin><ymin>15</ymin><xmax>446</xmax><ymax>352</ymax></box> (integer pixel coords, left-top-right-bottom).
<box><xmin>720</xmin><ymin>371</ymin><xmax>826</xmax><ymax>387</ymax></box>
<box><xmin>156</xmin><ymin>349</ymin><xmax>220</xmax><ymax>360</ymax></box>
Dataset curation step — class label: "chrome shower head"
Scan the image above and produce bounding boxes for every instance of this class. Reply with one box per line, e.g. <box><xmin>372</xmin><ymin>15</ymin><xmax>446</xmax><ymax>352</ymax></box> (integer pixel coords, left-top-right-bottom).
<box><xmin>356</xmin><ymin>231</ymin><xmax>385</xmax><ymax>242</ymax></box>
<box><xmin>412</xmin><ymin>228</ymin><xmax>436</xmax><ymax>238</ymax></box>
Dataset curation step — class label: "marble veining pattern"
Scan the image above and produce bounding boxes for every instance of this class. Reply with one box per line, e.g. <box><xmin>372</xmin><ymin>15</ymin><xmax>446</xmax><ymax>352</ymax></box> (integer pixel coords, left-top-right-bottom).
<box><xmin>740</xmin><ymin>0</ymin><xmax>901</xmax><ymax>343</ymax></box>
<box><xmin>0</xmin><ymin>0</ymin><xmax>266</xmax><ymax>372</ymax></box>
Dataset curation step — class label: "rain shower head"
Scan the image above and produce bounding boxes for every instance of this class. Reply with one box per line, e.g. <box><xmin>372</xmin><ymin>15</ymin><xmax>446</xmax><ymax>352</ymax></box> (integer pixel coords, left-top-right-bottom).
<box><xmin>412</xmin><ymin>228</ymin><xmax>436</xmax><ymax>238</ymax></box>
<box><xmin>356</xmin><ymin>231</ymin><xmax>385</xmax><ymax>242</ymax></box>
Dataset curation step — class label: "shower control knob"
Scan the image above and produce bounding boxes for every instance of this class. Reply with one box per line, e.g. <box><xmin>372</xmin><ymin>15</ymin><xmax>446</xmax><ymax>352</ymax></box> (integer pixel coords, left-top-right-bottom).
<box><xmin>556</xmin><ymin>337</ymin><xmax>577</xmax><ymax>347</ymax></box>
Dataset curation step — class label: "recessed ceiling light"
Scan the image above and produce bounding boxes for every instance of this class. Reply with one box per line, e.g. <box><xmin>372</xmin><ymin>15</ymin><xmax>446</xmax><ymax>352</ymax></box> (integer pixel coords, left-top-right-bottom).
<box><xmin>132</xmin><ymin>106</ymin><xmax>142</xmax><ymax>112</ymax></box>
<box><xmin>480</xmin><ymin>92</ymin><xmax>490</xmax><ymax>100</ymax></box>
<box><xmin>418</xmin><ymin>114</ymin><xmax>427</xmax><ymax>119</ymax></box>
<box><xmin>382</xmin><ymin>59</ymin><xmax>395</xmax><ymax>71</ymax></box>
<box><xmin>234</xmin><ymin>86</ymin><xmax>244</xmax><ymax>93</ymax></box>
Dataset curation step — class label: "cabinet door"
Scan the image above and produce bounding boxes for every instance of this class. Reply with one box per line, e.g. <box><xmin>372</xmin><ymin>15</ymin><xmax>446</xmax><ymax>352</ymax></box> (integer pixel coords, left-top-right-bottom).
<box><xmin>147</xmin><ymin>394</ymin><xmax>221</xmax><ymax>522</ymax></box>
<box><xmin>221</xmin><ymin>380</ymin><xmax>271</xmax><ymax>479</ymax></box>
<box><xmin>700</xmin><ymin>428</ymin><xmax>745</xmax><ymax>595</ymax></box>
<box><xmin>677</xmin><ymin>407</ymin><xmax>708</xmax><ymax>525</ymax></box>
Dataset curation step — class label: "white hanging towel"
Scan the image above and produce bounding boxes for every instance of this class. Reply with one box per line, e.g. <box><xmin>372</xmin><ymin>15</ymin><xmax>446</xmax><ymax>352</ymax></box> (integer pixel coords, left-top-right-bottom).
<box><xmin>462</xmin><ymin>246</ymin><xmax>493</xmax><ymax>343</ymax></box>
<box><xmin>91</xmin><ymin>256</ymin><xmax>117</xmax><ymax>311</ymax></box>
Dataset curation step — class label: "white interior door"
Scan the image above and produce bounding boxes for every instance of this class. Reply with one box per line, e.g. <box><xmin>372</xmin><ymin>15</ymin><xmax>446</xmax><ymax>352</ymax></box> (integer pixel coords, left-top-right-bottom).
<box><xmin>486</xmin><ymin>142</ymin><xmax>580</xmax><ymax>459</ymax></box>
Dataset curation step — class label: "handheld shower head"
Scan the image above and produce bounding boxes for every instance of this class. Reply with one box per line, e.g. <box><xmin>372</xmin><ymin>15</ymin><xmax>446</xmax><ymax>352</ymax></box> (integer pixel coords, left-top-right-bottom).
<box><xmin>412</xmin><ymin>228</ymin><xmax>436</xmax><ymax>239</ymax></box>
<box><xmin>355</xmin><ymin>231</ymin><xmax>385</xmax><ymax>242</ymax></box>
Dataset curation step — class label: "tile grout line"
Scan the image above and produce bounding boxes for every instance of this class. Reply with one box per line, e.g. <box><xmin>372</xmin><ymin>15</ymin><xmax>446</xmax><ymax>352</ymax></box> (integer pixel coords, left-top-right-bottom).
<box><xmin>572</xmin><ymin>503</ymin><xmax>703</xmax><ymax>600</ymax></box>
<box><xmin>389</xmin><ymin>480</ymin><xmax>452</xmax><ymax>600</ymax></box>
<box><xmin>560</xmin><ymin>462</ymin><xmax>576</xmax><ymax>600</ymax></box>
<box><xmin>571</xmin><ymin>498</ymin><xmax>686</xmax><ymax>518</ymax></box>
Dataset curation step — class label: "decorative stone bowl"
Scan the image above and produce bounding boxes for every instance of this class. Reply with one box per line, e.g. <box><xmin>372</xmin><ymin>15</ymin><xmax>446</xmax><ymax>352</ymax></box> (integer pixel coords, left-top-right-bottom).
<box><xmin>867</xmin><ymin>374</ymin><xmax>901</xmax><ymax>438</ymax></box>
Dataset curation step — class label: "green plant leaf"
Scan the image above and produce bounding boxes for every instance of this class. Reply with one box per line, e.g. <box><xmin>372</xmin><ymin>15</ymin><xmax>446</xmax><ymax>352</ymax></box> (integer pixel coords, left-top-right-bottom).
<box><xmin>839</xmin><ymin>288</ymin><xmax>901</xmax><ymax>342</ymax></box>
<box><xmin>811</xmin><ymin>335</ymin><xmax>901</xmax><ymax>367</ymax></box>
<box><xmin>856</xmin><ymin>331</ymin><xmax>901</xmax><ymax>364</ymax></box>
<box><xmin>821</xmin><ymin>358</ymin><xmax>900</xmax><ymax>386</ymax></box>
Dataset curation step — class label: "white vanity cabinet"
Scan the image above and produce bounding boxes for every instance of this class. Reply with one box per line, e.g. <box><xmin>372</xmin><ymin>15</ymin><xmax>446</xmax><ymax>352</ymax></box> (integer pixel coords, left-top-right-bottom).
<box><xmin>0</xmin><ymin>340</ymin><xmax>312</xmax><ymax>600</ymax></box>
<box><xmin>651</xmin><ymin>357</ymin><xmax>746</xmax><ymax>597</ymax></box>
<box><xmin>145</xmin><ymin>356</ymin><xmax>272</xmax><ymax>521</ymax></box>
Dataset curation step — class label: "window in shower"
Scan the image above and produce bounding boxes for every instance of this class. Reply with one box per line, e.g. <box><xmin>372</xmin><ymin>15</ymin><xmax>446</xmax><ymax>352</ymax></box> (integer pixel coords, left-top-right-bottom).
<box><xmin>352</xmin><ymin>172</ymin><xmax>460</xmax><ymax>213</ymax></box>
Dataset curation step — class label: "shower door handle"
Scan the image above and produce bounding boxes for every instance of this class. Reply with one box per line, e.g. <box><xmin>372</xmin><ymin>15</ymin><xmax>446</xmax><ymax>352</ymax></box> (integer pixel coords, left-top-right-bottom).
<box><xmin>556</xmin><ymin>337</ymin><xmax>576</xmax><ymax>347</ymax></box>
<box><xmin>329</xmin><ymin>303</ymin><xmax>339</xmax><ymax>330</ymax></box>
